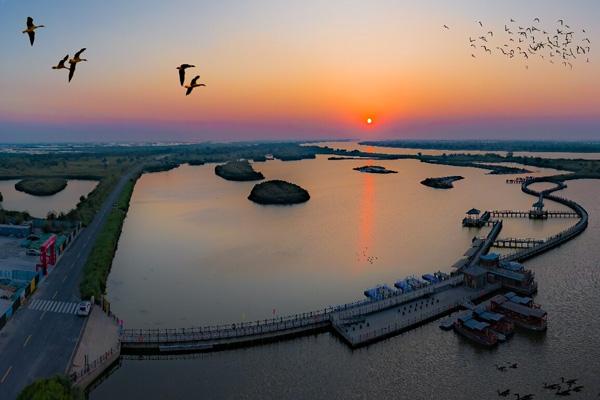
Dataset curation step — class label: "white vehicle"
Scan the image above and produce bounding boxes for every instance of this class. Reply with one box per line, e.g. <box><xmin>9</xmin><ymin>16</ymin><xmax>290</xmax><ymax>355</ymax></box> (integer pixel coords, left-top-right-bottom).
<box><xmin>76</xmin><ymin>301</ymin><xmax>91</xmax><ymax>316</ymax></box>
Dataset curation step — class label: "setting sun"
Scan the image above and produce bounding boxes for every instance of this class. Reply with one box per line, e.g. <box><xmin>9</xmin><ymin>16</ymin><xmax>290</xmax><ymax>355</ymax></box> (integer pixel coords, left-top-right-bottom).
<box><xmin>367</xmin><ymin>117</ymin><xmax>373</xmax><ymax>125</ymax></box>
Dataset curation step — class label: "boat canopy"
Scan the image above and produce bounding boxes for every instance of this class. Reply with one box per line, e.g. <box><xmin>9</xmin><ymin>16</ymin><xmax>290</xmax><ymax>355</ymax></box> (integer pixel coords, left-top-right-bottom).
<box><xmin>502</xmin><ymin>262</ymin><xmax>525</xmax><ymax>272</ymax></box>
<box><xmin>491</xmin><ymin>295</ymin><xmax>508</xmax><ymax>305</ymax></box>
<box><xmin>364</xmin><ymin>285</ymin><xmax>395</xmax><ymax>300</ymax></box>
<box><xmin>500</xmin><ymin>301</ymin><xmax>547</xmax><ymax>318</ymax></box>
<box><xmin>394</xmin><ymin>279</ymin><xmax>412</xmax><ymax>291</ymax></box>
<box><xmin>475</xmin><ymin>309</ymin><xmax>504</xmax><ymax>322</ymax></box>
<box><xmin>480</xmin><ymin>253</ymin><xmax>500</xmax><ymax>262</ymax></box>
<box><xmin>422</xmin><ymin>274</ymin><xmax>439</xmax><ymax>283</ymax></box>
<box><xmin>464</xmin><ymin>318</ymin><xmax>489</xmax><ymax>331</ymax></box>
<box><xmin>505</xmin><ymin>293</ymin><xmax>532</xmax><ymax>305</ymax></box>
<box><xmin>457</xmin><ymin>312</ymin><xmax>474</xmax><ymax>322</ymax></box>
<box><xmin>466</xmin><ymin>208</ymin><xmax>481</xmax><ymax>215</ymax></box>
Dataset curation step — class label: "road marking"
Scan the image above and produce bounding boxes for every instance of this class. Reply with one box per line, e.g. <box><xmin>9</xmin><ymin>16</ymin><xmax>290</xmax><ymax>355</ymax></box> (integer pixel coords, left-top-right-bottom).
<box><xmin>39</xmin><ymin>311</ymin><xmax>46</xmax><ymax>320</ymax></box>
<box><xmin>52</xmin><ymin>291</ymin><xmax>58</xmax><ymax>300</ymax></box>
<box><xmin>30</xmin><ymin>300</ymin><xmax>79</xmax><ymax>315</ymax></box>
<box><xmin>62</xmin><ymin>275</ymin><xmax>68</xmax><ymax>283</ymax></box>
<box><xmin>51</xmin><ymin>302</ymin><xmax>61</xmax><ymax>313</ymax></box>
<box><xmin>0</xmin><ymin>366</ymin><xmax>11</xmax><ymax>384</ymax></box>
<box><xmin>23</xmin><ymin>334</ymin><xmax>32</xmax><ymax>347</ymax></box>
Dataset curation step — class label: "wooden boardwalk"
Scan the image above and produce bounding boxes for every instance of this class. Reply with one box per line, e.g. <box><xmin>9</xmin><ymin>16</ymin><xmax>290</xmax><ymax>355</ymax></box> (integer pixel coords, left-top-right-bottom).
<box><xmin>502</xmin><ymin>179</ymin><xmax>588</xmax><ymax>262</ymax></box>
<box><xmin>118</xmin><ymin>179</ymin><xmax>587</xmax><ymax>355</ymax></box>
<box><xmin>120</xmin><ymin>278</ymin><xmax>461</xmax><ymax>354</ymax></box>
<box><xmin>490</xmin><ymin>210</ymin><xmax>578</xmax><ymax>218</ymax></box>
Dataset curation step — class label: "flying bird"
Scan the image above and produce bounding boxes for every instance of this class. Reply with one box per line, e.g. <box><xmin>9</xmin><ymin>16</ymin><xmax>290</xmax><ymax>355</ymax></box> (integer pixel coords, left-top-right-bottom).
<box><xmin>534</xmin><ymin>18</ymin><xmax>540</xmax><ymax>23</ymax></box>
<box><xmin>185</xmin><ymin>75</ymin><xmax>206</xmax><ymax>95</ymax></box>
<box><xmin>558</xmin><ymin>19</ymin><xmax>564</xmax><ymax>26</ymax></box>
<box><xmin>478</xmin><ymin>21</ymin><xmax>483</xmax><ymax>27</ymax></box>
<box><xmin>22</xmin><ymin>17</ymin><xmax>44</xmax><ymax>46</ymax></box>
<box><xmin>176</xmin><ymin>63</ymin><xmax>196</xmax><ymax>86</ymax></box>
<box><xmin>68</xmin><ymin>48</ymin><xmax>88</xmax><ymax>82</ymax></box>
<box><xmin>443</xmin><ymin>24</ymin><xmax>450</xmax><ymax>30</ymax></box>
<box><xmin>52</xmin><ymin>54</ymin><xmax>69</xmax><ymax>70</ymax></box>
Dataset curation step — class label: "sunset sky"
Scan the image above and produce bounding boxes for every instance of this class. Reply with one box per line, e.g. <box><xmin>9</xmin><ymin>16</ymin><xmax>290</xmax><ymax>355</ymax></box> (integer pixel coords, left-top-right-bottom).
<box><xmin>0</xmin><ymin>0</ymin><xmax>599</xmax><ymax>142</ymax></box>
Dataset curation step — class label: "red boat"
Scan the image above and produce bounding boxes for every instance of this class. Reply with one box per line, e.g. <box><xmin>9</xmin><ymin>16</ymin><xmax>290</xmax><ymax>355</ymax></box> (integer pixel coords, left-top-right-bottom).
<box><xmin>474</xmin><ymin>309</ymin><xmax>514</xmax><ymax>337</ymax></box>
<box><xmin>453</xmin><ymin>314</ymin><xmax>498</xmax><ymax>347</ymax></box>
<box><xmin>490</xmin><ymin>295</ymin><xmax>547</xmax><ymax>331</ymax></box>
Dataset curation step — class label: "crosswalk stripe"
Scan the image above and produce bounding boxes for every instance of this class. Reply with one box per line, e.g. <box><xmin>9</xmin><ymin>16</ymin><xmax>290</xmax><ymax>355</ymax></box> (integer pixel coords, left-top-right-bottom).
<box><xmin>42</xmin><ymin>300</ymin><xmax>52</xmax><ymax>312</ymax></box>
<box><xmin>27</xmin><ymin>299</ymin><xmax>80</xmax><ymax>314</ymax></box>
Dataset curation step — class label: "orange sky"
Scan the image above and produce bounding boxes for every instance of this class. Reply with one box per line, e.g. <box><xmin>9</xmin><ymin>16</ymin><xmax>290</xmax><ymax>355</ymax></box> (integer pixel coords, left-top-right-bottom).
<box><xmin>1</xmin><ymin>1</ymin><xmax>599</xmax><ymax>141</ymax></box>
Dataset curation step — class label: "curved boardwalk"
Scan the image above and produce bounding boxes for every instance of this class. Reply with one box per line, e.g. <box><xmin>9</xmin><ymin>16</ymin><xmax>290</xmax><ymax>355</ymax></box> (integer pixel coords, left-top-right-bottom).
<box><xmin>503</xmin><ymin>178</ymin><xmax>588</xmax><ymax>262</ymax></box>
<box><xmin>119</xmin><ymin>177</ymin><xmax>589</xmax><ymax>355</ymax></box>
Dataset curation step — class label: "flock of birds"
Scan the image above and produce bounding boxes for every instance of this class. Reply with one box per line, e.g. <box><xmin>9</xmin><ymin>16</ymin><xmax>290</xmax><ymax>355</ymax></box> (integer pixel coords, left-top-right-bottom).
<box><xmin>493</xmin><ymin>363</ymin><xmax>588</xmax><ymax>398</ymax></box>
<box><xmin>443</xmin><ymin>17</ymin><xmax>592</xmax><ymax>69</ymax></box>
<box><xmin>22</xmin><ymin>17</ymin><xmax>206</xmax><ymax>93</ymax></box>
<box><xmin>356</xmin><ymin>247</ymin><xmax>379</xmax><ymax>264</ymax></box>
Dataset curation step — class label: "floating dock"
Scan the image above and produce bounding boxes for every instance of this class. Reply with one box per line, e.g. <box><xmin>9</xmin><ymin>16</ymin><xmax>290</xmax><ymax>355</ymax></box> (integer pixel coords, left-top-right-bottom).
<box><xmin>332</xmin><ymin>278</ymin><xmax>501</xmax><ymax>347</ymax></box>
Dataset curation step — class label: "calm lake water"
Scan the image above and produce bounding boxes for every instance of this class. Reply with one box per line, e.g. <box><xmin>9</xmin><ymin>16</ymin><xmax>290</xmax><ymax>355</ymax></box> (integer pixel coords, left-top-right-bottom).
<box><xmin>92</xmin><ymin>157</ymin><xmax>599</xmax><ymax>400</ymax></box>
<box><xmin>0</xmin><ymin>179</ymin><xmax>97</xmax><ymax>218</ymax></box>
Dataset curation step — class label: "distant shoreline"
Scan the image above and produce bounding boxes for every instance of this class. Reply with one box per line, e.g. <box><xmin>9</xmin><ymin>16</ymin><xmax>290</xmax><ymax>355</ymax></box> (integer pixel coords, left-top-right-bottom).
<box><xmin>359</xmin><ymin>140</ymin><xmax>600</xmax><ymax>154</ymax></box>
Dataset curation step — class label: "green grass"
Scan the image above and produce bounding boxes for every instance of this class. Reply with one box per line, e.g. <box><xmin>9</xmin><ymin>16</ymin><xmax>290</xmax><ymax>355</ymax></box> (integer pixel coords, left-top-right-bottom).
<box><xmin>79</xmin><ymin>176</ymin><xmax>137</xmax><ymax>300</ymax></box>
<box><xmin>63</xmin><ymin>175</ymin><xmax>120</xmax><ymax>226</ymax></box>
<box><xmin>15</xmin><ymin>178</ymin><xmax>68</xmax><ymax>196</ymax></box>
<box><xmin>17</xmin><ymin>375</ymin><xmax>83</xmax><ymax>400</ymax></box>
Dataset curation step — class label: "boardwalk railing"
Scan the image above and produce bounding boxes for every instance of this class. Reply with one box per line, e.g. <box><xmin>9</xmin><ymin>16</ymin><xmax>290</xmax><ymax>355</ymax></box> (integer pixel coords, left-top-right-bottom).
<box><xmin>501</xmin><ymin>179</ymin><xmax>588</xmax><ymax>262</ymax></box>
<box><xmin>71</xmin><ymin>343</ymin><xmax>121</xmax><ymax>386</ymax></box>
<box><xmin>121</xmin><ymin>275</ymin><xmax>466</xmax><ymax>346</ymax></box>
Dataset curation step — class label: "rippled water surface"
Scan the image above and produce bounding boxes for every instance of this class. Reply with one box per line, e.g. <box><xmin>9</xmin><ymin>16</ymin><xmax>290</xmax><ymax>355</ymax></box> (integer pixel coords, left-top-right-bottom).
<box><xmin>92</xmin><ymin>158</ymin><xmax>599</xmax><ymax>400</ymax></box>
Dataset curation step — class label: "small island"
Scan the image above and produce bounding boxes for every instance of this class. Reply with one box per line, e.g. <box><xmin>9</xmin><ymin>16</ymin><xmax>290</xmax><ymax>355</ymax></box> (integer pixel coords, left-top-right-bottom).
<box><xmin>353</xmin><ymin>165</ymin><xmax>398</xmax><ymax>174</ymax></box>
<box><xmin>248</xmin><ymin>180</ymin><xmax>310</xmax><ymax>205</ymax></box>
<box><xmin>215</xmin><ymin>160</ymin><xmax>265</xmax><ymax>181</ymax></box>
<box><xmin>15</xmin><ymin>178</ymin><xmax>68</xmax><ymax>196</ymax></box>
<box><xmin>420</xmin><ymin>176</ymin><xmax>464</xmax><ymax>189</ymax></box>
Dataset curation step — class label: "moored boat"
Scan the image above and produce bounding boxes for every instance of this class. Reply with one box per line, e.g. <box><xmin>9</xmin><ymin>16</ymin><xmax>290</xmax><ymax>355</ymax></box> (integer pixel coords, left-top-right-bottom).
<box><xmin>422</xmin><ymin>274</ymin><xmax>439</xmax><ymax>284</ymax></box>
<box><xmin>453</xmin><ymin>314</ymin><xmax>498</xmax><ymax>347</ymax></box>
<box><xmin>474</xmin><ymin>308</ymin><xmax>514</xmax><ymax>337</ymax></box>
<box><xmin>490</xmin><ymin>295</ymin><xmax>547</xmax><ymax>331</ymax></box>
<box><xmin>364</xmin><ymin>284</ymin><xmax>396</xmax><ymax>300</ymax></box>
<box><xmin>394</xmin><ymin>279</ymin><xmax>412</xmax><ymax>292</ymax></box>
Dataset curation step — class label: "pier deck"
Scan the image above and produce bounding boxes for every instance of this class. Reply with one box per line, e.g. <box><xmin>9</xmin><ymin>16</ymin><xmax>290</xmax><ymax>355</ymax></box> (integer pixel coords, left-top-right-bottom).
<box><xmin>332</xmin><ymin>281</ymin><xmax>501</xmax><ymax>347</ymax></box>
<box><xmin>114</xmin><ymin>180</ymin><xmax>589</xmax><ymax>360</ymax></box>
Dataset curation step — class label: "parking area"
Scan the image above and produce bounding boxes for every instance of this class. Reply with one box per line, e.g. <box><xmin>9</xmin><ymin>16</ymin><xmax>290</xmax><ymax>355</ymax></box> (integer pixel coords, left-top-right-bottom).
<box><xmin>0</xmin><ymin>236</ymin><xmax>39</xmax><ymax>315</ymax></box>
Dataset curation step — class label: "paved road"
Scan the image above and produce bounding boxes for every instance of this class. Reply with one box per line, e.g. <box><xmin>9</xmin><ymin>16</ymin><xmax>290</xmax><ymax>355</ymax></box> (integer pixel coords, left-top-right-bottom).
<box><xmin>0</xmin><ymin>169</ymin><xmax>137</xmax><ymax>399</ymax></box>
